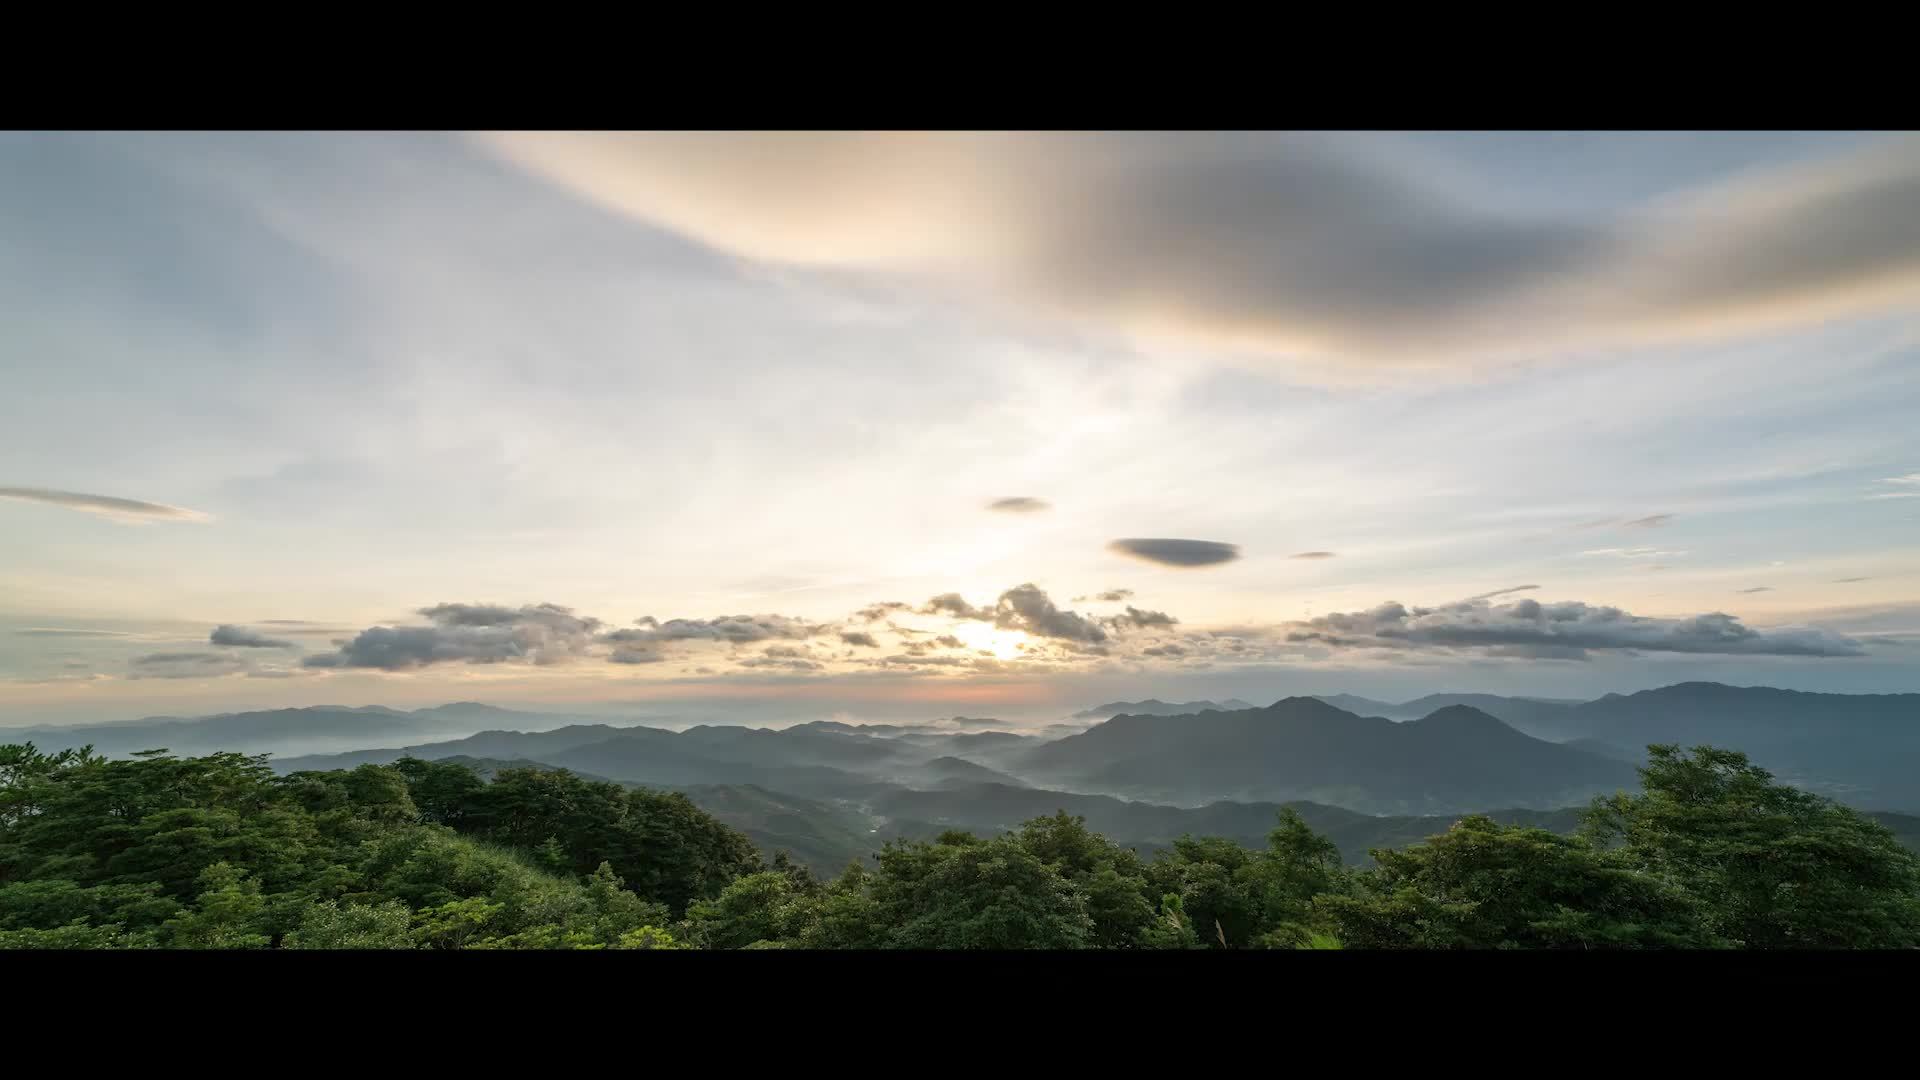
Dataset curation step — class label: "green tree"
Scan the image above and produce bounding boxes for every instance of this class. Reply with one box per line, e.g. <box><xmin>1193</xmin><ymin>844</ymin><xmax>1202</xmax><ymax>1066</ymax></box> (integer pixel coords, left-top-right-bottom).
<box><xmin>869</xmin><ymin>832</ymin><xmax>1094</xmax><ymax>949</ymax></box>
<box><xmin>284</xmin><ymin>899</ymin><xmax>414</xmax><ymax>949</ymax></box>
<box><xmin>1319</xmin><ymin>815</ymin><xmax>1714</xmax><ymax>949</ymax></box>
<box><xmin>1585</xmin><ymin>745</ymin><xmax>1920</xmax><ymax>948</ymax></box>
<box><xmin>684</xmin><ymin>871</ymin><xmax>808</xmax><ymax>949</ymax></box>
<box><xmin>163</xmin><ymin>862</ymin><xmax>272</xmax><ymax>949</ymax></box>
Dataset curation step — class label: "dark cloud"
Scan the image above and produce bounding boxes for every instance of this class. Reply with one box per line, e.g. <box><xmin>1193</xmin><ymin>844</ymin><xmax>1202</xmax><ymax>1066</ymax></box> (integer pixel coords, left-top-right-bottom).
<box><xmin>1834</xmin><ymin>577</ymin><xmax>1872</xmax><ymax>583</ymax></box>
<box><xmin>876</xmin><ymin>654</ymin><xmax>972</xmax><ymax>668</ymax></box>
<box><xmin>933</xmin><ymin>635</ymin><xmax>964</xmax><ymax>649</ymax></box>
<box><xmin>483</xmin><ymin>133</ymin><xmax>1920</xmax><ymax>366</ymax></box>
<box><xmin>1141</xmin><ymin>644</ymin><xmax>1187</xmax><ymax>657</ymax></box>
<box><xmin>854</xmin><ymin>602</ymin><xmax>911</xmax><ymax>622</ymax></box>
<box><xmin>210</xmin><ymin>624</ymin><xmax>296</xmax><ymax>649</ymax></box>
<box><xmin>988</xmin><ymin>584</ymin><xmax>1109</xmax><ymax>643</ymax></box>
<box><xmin>134</xmin><ymin>652</ymin><xmax>231</xmax><ymax>665</ymax></box>
<box><xmin>1072</xmin><ymin>589</ymin><xmax>1135</xmax><ymax>603</ymax></box>
<box><xmin>612</xmin><ymin>614</ymin><xmax>827</xmax><ymax>644</ymax></box>
<box><xmin>1108</xmin><ymin>538</ymin><xmax>1241</xmax><ymax>568</ymax></box>
<box><xmin>418</xmin><ymin>602</ymin><xmax>601</xmax><ymax>632</ymax></box>
<box><xmin>987</xmin><ymin>497</ymin><xmax>1051</xmax><ymax>514</ymax></box>
<box><xmin>130</xmin><ymin>652</ymin><xmax>252</xmax><ymax>679</ymax></box>
<box><xmin>1286</xmin><ymin>596</ymin><xmax>1865</xmax><ymax>659</ymax></box>
<box><xmin>839</xmin><ymin>631</ymin><xmax>880</xmax><ymax>648</ymax></box>
<box><xmin>1737</xmin><ymin>587</ymin><xmax>1775</xmax><ymax>594</ymax></box>
<box><xmin>609</xmin><ymin>647</ymin><xmax>665</xmax><ymax>665</ymax></box>
<box><xmin>1622</xmin><ymin>514</ymin><xmax>1674</xmax><ymax>528</ymax></box>
<box><xmin>305</xmin><ymin>601</ymin><xmax>604</xmax><ymax>670</ymax></box>
<box><xmin>917</xmin><ymin>584</ymin><xmax>1171</xmax><ymax>646</ymax></box>
<box><xmin>1288</xmin><ymin>551</ymin><xmax>1337</xmax><ymax>560</ymax></box>
<box><xmin>920</xmin><ymin>593</ymin><xmax>992</xmax><ymax>620</ymax></box>
<box><xmin>735</xmin><ymin>656</ymin><xmax>824</xmax><ymax>671</ymax></box>
<box><xmin>1105</xmin><ymin>606</ymin><xmax>1178</xmax><ymax>631</ymax></box>
<box><xmin>1466</xmin><ymin>584</ymin><xmax>1541</xmax><ymax>601</ymax></box>
<box><xmin>0</xmin><ymin>486</ymin><xmax>209</xmax><ymax>523</ymax></box>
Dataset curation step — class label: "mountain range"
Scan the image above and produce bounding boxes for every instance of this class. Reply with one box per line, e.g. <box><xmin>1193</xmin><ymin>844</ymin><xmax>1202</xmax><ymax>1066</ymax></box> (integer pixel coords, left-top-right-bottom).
<box><xmin>1072</xmin><ymin>698</ymin><xmax>1257</xmax><ymax>720</ymax></box>
<box><xmin>1017</xmin><ymin>698</ymin><xmax>1637</xmax><ymax>814</ymax></box>
<box><xmin>1310</xmin><ymin>683</ymin><xmax>1920</xmax><ymax>808</ymax></box>
<box><xmin>15</xmin><ymin>681</ymin><xmax>1918</xmax><ymax>870</ymax></box>
<box><xmin>5</xmin><ymin>702</ymin><xmax>607</xmax><ymax>758</ymax></box>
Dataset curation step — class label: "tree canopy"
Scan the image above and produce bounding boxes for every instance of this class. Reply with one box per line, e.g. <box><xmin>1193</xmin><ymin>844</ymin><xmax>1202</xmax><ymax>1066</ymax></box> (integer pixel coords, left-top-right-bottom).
<box><xmin>3</xmin><ymin>741</ymin><xmax>1915</xmax><ymax>949</ymax></box>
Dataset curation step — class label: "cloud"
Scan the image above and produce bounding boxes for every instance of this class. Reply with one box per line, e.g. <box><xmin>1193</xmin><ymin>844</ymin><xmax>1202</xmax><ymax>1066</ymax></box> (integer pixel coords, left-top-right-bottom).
<box><xmin>134</xmin><ymin>652</ymin><xmax>232</xmax><ymax>665</ymax></box>
<box><xmin>1869</xmin><ymin>473</ymin><xmax>1920</xmax><ymax>498</ymax></box>
<box><xmin>916</xmin><ymin>584</ymin><xmax>1150</xmax><ymax>646</ymax></box>
<box><xmin>1621</xmin><ymin>514</ymin><xmax>1674</xmax><ymax>528</ymax></box>
<box><xmin>989</xmin><ymin>584</ymin><xmax>1109</xmax><ymax>643</ymax></box>
<box><xmin>477</xmin><ymin>132</ymin><xmax>1920</xmax><ymax>368</ymax></box>
<box><xmin>735</xmin><ymin>656</ymin><xmax>824</xmax><ymax>671</ymax></box>
<box><xmin>1834</xmin><ymin>576</ymin><xmax>1873</xmax><ymax>583</ymax></box>
<box><xmin>1466</xmin><ymin>584</ymin><xmax>1540</xmax><ymax>601</ymax></box>
<box><xmin>15</xmin><ymin>627</ymin><xmax>133</xmax><ymax>638</ymax></box>
<box><xmin>1288</xmin><ymin>551</ymin><xmax>1337</xmax><ymax>560</ymax></box>
<box><xmin>304</xmin><ymin>601</ymin><xmax>605</xmax><ymax>670</ymax></box>
<box><xmin>1072</xmin><ymin>589</ymin><xmax>1134</xmax><ymax>603</ymax></box>
<box><xmin>1736</xmin><ymin>587</ymin><xmax>1775</xmax><ymax>594</ymax></box>
<box><xmin>210</xmin><ymin>624</ymin><xmax>296</xmax><ymax>649</ymax></box>
<box><xmin>1108</xmin><ymin>538</ymin><xmax>1241</xmax><ymax>568</ymax></box>
<box><xmin>1285</xmin><ymin>595</ymin><xmax>1865</xmax><ymax>659</ymax></box>
<box><xmin>609</xmin><ymin>647</ymin><xmax>665</xmax><ymax>665</ymax></box>
<box><xmin>1105</xmin><ymin>606</ymin><xmax>1178</xmax><ymax>630</ymax></box>
<box><xmin>854</xmin><ymin>602</ymin><xmax>911</xmax><ymax>622</ymax></box>
<box><xmin>611</xmin><ymin>614</ymin><xmax>827</xmax><ymax>644</ymax></box>
<box><xmin>0</xmin><ymin>486</ymin><xmax>210</xmax><ymax>524</ymax></box>
<box><xmin>839</xmin><ymin>630</ymin><xmax>880</xmax><ymax>648</ymax></box>
<box><xmin>920</xmin><ymin>593</ymin><xmax>992</xmax><ymax>620</ymax></box>
<box><xmin>986</xmin><ymin>497</ymin><xmax>1050</xmax><ymax>514</ymax></box>
<box><xmin>1141</xmin><ymin>644</ymin><xmax>1187</xmax><ymax>657</ymax></box>
<box><xmin>1581</xmin><ymin>547</ymin><xmax>1686</xmax><ymax>558</ymax></box>
<box><xmin>130</xmin><ymin>651</ymin><xmax>253</xmax><ymax>679</ymax></box>
<box><xmin>933</xmin><ymin>635</ymin><xmax>964</xmax><ymax>649</ymax></box>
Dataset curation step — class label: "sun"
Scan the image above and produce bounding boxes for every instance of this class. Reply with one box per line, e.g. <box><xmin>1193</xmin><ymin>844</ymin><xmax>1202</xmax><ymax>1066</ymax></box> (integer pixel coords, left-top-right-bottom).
<box><xmin>949</xmin><ymin>622</ymin><xmax>1028</xmax><ymax>660</ymax></box>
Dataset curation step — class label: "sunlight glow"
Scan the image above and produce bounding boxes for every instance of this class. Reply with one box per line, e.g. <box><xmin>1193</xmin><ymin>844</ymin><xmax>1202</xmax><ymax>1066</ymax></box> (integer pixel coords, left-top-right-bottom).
<box><xmin>949</xmin><ymin>622</ymin><xmax>1028</xmax><ymax>660</ymax></box>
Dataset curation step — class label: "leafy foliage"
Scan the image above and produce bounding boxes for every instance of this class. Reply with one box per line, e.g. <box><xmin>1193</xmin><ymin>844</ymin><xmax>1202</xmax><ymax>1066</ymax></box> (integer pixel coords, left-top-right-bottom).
<box><xmin>0</xmin><ymin>743</ymin><xmax>755</xmax><ymax>949</ymax></box>
<box><xmin>1583</xmin><ymin>745</ymin><xmax>1920</xmax><ymax>948</ymax></box>
<box><xmin>5</xmin><ymin>739</ymin><xmax>1916</xmax><ymax>949</ymax></box>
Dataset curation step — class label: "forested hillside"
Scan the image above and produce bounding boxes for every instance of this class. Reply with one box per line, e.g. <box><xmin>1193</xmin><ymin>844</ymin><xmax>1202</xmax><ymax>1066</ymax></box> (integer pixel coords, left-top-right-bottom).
<box><xmin>5</xmin><ymin>740</ymin><xmax>1917</xmax><ymax>949</ymax></box>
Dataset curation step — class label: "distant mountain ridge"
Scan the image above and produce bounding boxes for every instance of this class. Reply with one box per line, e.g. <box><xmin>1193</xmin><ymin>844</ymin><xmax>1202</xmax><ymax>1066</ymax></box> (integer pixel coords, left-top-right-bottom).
<box><xmin>270</xmin><ymin>717</ymin><xmax>1044</xmax><ymax>802</ymax></box>
<box><xmin>10</xmin><ymin>703</ymin><xmax>620</xmax><ymax>759</ymax></box>
<box><xmin>1072</xmin><ymin>698</ymin><xmax>1256</xmax><ymax>720</ymax></box>
<box><xmin>1302</xmin><ymin>682</ymin><xmax>1920</xmax><ymax>810</ymax></box>
<box><xmin>1018</xmin><ymin>697</ymin><xmax>1636</xmax><ymax>814</ymax></box>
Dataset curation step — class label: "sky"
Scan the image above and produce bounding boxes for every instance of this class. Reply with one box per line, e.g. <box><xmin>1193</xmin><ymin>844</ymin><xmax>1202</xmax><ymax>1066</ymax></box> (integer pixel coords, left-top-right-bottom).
<box><xmin>3</xmin><ymin>130</ymin><xmax>1918</xmax><ymax>727</ymax></box>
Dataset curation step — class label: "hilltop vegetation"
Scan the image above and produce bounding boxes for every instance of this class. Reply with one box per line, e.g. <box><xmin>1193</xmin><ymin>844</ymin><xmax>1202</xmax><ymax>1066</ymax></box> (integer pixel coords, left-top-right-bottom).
<box><xmin>5</xmin><ymin>740</ymin><xmax>1917</xmax><ymax>949</ymax></box>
